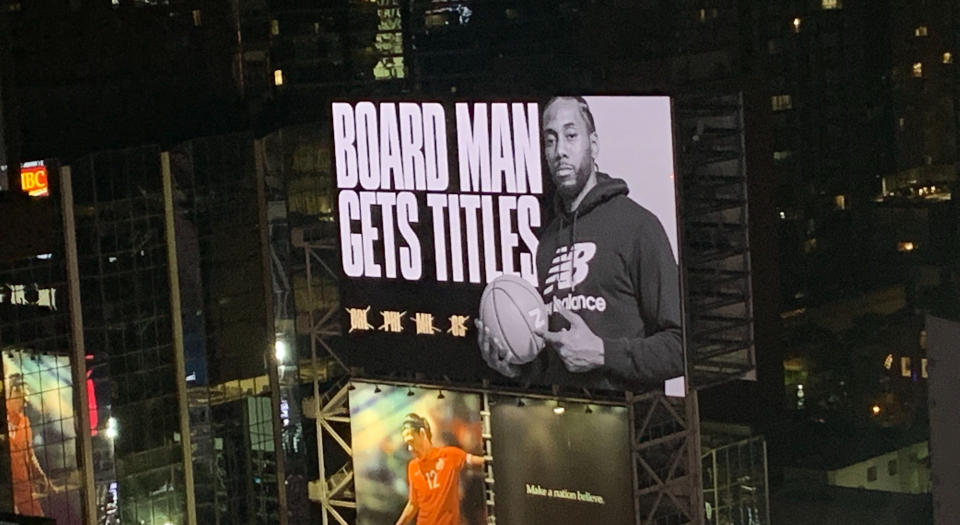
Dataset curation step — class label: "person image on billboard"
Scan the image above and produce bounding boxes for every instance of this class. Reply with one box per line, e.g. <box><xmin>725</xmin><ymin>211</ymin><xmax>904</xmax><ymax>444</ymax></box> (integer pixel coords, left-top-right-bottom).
<box><xmin>477</xmin><ymin>96</ymin><xmax>683</xmax><ymax>391</ymax></box>
<box><xmin>394</xmin><ymin>413</ymin><xmax>485</xmax><ymax>525</ymax></box>
<box><xmin>4</xmin><ymin>373</ymin><xmax>58</xmax><ymax>517</ymax></box>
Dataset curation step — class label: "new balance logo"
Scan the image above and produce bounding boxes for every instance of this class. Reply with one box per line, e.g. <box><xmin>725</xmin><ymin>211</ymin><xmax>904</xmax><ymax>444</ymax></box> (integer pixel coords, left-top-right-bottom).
<box><xmin>543</xmin><ymin>243</ymin><xmax>596</xmax><ymax>295</ymax></box>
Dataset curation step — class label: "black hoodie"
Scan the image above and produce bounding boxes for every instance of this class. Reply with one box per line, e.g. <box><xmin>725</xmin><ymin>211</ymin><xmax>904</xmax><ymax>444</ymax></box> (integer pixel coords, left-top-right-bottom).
<box><xmin>528</xmin><ymin>172</ymin><xmax>683</xmax><ymax>391</ymax></box>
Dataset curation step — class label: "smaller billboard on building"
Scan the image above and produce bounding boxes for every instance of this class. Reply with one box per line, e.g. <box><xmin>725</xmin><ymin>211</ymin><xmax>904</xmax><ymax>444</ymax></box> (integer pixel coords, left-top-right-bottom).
<box><xmin>349</xmin><ymin>383</ymin><xmax>487</xmax><ymax>525</ymax></box>
<box><xmin>489</xmin><ymin>395</ymin><xmax>633</xmax><ymax>525</ymax></box>
<box><xmin>344</xmin><ymin>383</ymin><xmax>634</xmax><ymax>525</ymax></box>
<box><xmin>2</xmin><ymin>349</ymin><xmax>83</xmax><ymax>524</ymax></box>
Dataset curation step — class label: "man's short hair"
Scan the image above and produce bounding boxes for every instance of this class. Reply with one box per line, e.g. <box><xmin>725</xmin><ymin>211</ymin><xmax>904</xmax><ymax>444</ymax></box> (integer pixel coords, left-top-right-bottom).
<box><xmin>544</xmin><ymin>96</ymin><xmax>597</xmax><ymax>135</ymax></box>
<box><xmin>401</xmin><ymin>413</ymin><xmax>432</xmax><ymax>440</ymax></box>
<box><xmin>5</xmin><ymin>373</ymin><xmax>26</xmax><ymax>397</ymax></box>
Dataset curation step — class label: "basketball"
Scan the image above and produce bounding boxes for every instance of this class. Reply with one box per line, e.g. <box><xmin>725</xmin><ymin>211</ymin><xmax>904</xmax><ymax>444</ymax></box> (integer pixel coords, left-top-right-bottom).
<box><xmin>478</xmin><ymin>274</ymin><xmax>547</xmax><ymax>365</ymax></box>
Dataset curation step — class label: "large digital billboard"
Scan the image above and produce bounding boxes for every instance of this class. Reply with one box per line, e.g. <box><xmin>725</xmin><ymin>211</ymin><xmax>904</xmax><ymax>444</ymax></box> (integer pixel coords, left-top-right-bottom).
<box><xmin>333</xmin><ymin>96</ymin><xmax>683</xmax><ymax>393</ymax></box>
<box><xmin>348</xmin><ymin>383</ymin><xmax>486</xmax><ymax>525</ymax></box>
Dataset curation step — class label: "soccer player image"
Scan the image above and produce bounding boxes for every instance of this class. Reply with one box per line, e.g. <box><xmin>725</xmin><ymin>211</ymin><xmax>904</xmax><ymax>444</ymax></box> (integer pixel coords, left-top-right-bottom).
<box><xmin>394</xmin><ymin>413</ymin><xmax>485</xmax><ymax>525</ymax></box>
<box><xmin>478</xmin><ymin>96</ymin><xmax>683</xmax><ymax>391</ymax></box>
<box><xmin>4</xmin><ymin>373</ymin><xmax>56</xmax><ymax>517</ymax></box>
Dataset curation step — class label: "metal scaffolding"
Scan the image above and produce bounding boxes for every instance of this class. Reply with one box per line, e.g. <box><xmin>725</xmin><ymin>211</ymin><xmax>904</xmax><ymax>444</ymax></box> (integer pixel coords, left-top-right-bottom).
<box><xmin>702</xmin><ymin>435</ymin><xmax>769</xmax><ymax>525</ymax></box>
<box><xmin>676</xmin><ymin>92</ymin><xmax>756</xmax><ymax>388</ymax></box>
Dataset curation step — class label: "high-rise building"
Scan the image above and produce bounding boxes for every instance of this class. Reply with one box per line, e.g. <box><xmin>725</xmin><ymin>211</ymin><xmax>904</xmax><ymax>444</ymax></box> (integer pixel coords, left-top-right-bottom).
<box><xmin>0</xmin><ymin>137</ymin><xmax>300</xmax><ymax>524</ymax></box>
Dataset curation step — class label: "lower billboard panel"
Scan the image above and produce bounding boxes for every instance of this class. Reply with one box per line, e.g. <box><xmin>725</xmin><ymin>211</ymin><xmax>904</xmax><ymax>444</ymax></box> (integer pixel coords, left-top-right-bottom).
<box><xmin>346</xmin><ymin>382</ymin><xmax>633</xmax><ymax>525</ymax></box>
<box><xmin>349</xmin><ymin>383</ymin><xmax>487</xmax><ymax>525</ymax></box>
<box><xmin>490</xmin><ymin>396</ymin><xmax>633</xmax><ymax>525</ymax></box>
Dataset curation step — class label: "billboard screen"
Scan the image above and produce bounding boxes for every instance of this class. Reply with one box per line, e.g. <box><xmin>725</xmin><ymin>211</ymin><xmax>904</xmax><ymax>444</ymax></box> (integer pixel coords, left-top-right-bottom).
<box><xmin>349</xmin><ymin>383</ymin><xmax>486</xmax><ymax>525</ymax></box>
<box><xmin>2</xmin><ymin>349</ymin><xmax>83</xmax><ymax>524</ymax></box>
<box><xmin>489</xmin><ymin>396</ymin><xmax>633</xmax><ymax>525</ymax></box>
<box><xmin>333</xmin><ymin>96</ymin><xmax>683</xmax><ymax>393</ymax></box>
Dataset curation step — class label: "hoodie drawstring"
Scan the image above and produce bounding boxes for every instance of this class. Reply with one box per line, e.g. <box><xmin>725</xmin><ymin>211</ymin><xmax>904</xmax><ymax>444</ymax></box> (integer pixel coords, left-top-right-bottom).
<box><xmin>569</xmin><ymin>208</ymin><xmax>579</xmax><ymax>293</ymax></box>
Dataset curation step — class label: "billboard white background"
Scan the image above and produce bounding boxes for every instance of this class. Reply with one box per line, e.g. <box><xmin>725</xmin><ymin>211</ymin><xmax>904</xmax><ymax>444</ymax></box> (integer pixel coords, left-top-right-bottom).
<box><xmin>585</xmin><ymin>96</ymin><xmax>678</xmax><ymax>262</ymax></box>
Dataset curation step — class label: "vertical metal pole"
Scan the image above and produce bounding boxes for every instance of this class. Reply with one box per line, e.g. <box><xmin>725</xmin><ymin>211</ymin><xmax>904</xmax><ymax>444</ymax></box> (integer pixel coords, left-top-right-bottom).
<box><xmin>711</xmin><ymin>447</ymin><xmax>718</xmax><ymax>523</ymax></box>
<box><xmin>627</xmin><ymin>394</ymin><xmax>640</xmax><ymax>525</ymax></box>
<box><xmin>160</xmin><ymin>152</ymin><xmax>199</xmax><ymax>525</ymax></box>
<box><xmin>480</xmin><ymin>391</ymin><xmax>495</xmax><ymax>523</ymax></box>
<box><xmin>254</xmin><ymin>140</ymin><xmax>290</xmax><ymax>525</ymax></box>
<box><xmin>307</xmin><ymin>244</ymin><xmax>328</xmax><ymax>525</ymax></box>
<box><xmin>685</xmin><ymin>390</ymin><xmax>704</xmax><ymax>525</ymax></box>
<box><xmin>59</xmin><ymin>165</ymin><xmax>98</xmax><ymax>525</ymax></box>
<box><xmin>762</xmin><ymin>440</ymin><xmax>770</xmax><ymax>524</ymax></box>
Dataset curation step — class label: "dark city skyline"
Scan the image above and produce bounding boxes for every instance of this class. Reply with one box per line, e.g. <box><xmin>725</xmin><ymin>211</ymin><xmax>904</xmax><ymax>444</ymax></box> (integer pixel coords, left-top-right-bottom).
<box><xmin>0</xmin><ymin>1</ymin><xmax>956</xmax><ymax>524</ymax></box>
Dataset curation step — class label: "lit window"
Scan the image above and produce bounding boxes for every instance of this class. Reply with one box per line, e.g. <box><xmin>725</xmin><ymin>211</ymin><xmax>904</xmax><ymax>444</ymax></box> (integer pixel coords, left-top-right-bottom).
<box><xmin>867</xmin><ymin>466</ymin><xmax>877</xmax><ymax>482</ymax></box>
<box><xmin>773</xmin><ymin>150</ymin><xmax>793</xmax><ymax>162</ymax></box>
<box><xmin>888</xmin><ymin>460</ymin><xmax>897</xmax><ymax>476</ymax></box>
<box><xmin>915</xmin><ymin>26</ymin><xmax>928</xmax><ymax>37</ymax></box>
<box><xmin>834</xmin><ymin>194</ymin><xmax>846</xmax><ymax>210</ymax></box>
<box><xmin>944</xmin><ymin>52</ymin><xmax>953</xmax><ymax>64</ymax></box>
<box><xmin>699</xmin><ymin>8</ymin><xmax>706</xmax><ymax>23</ymax></box>
<box><xmin>912</xmin><ymin>62</ymin><xmax>923</xmax><ymax>77</ymax></box>
<box><xmin>898</xmin><ymin>117</ymin><xmax>906</xmax><ymax>130</ymax></box>
<box><xmin>921</xmin><ymin>357</ymin><xmax>928</xmax><ymax>378</ymax></box>
<box><xmin>271</xmin><ymin>20</ymin><xmax>280</xmax><ymax>36</ymax></box>
<box><xmin>897</xmin><ymin>241</ymin><xmax>915</xmax><ymax>252</ymax></box>
<box><xmin>273</xmin><ymin>69</ymin><xmax>284</xmax><ymax>86</ymax></box>
<box><xmin>901</xmin><ymin>356</ymin><xmax>912</xmax><ymax>377</ymax></box>
<box><xmin>883</xmin><ymin>354</ymin><xmax>893</xmax><ymax>370</ymax></box>
<box><xmin>771</xmin><ymin>94</ymin><xmax>793</xmax><ymax>111</ymax></box>
<box><xmin>792</xmin><ymin>17</ymin><xmax>802</xmax><ymax>33</ymax></box>
<box><xmin>822</xmin><ymin>0</ymin><xmax>840</xmax><ymax>9</ymax></box>
<box><xmin>192</xmin><ymin>9</ymin><xmax>202</xmax><ymax>26</ymax></box>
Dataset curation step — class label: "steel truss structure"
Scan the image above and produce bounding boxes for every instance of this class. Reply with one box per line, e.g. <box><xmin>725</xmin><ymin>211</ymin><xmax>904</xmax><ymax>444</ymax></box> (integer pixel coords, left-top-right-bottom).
<box><xmin>701</xmin><ymin>434</ymin><xmax>769</xmax><ymax>525</ymax></box>
<box><xmin>676</xmin><ymin>92</ymin><xmax>756</xmax><ymax>389</ymax></box>
<box><xmin>298</xmin><ymin>91</ymin><xmax>753</xmax><ymax>525</ymax></box>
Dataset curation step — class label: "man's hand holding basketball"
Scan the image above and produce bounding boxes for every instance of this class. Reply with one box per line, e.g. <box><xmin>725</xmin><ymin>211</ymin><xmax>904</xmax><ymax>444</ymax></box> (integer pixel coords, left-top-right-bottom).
<box><xmin>475</xmin><ymin>319</ymin><xmax>521</xmax><ymax>378</ymax></box>
<box><xmin>542</xmin><ymin>307</ymin><xmax>604</xmax><ymax>372</ymax></box>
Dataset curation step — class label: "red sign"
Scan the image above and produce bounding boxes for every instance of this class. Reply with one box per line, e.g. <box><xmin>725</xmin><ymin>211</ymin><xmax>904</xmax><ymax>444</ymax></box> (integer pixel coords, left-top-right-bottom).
<box><xmin>20</xmin><ymin>164</ymin><xmax>48</xmax><ymax>196</ymax></box>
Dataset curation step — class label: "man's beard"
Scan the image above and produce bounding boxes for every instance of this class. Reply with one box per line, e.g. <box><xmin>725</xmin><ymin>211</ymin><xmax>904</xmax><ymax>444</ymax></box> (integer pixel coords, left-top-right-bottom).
<box><xmin>553</xmin><ymin>161</ymin><xmax>593</xmax><ymax>199</ymax></box>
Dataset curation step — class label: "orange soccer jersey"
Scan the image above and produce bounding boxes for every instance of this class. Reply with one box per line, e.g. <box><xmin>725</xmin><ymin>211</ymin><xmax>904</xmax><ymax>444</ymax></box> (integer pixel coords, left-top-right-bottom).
<box><xmin>407</xmin><ymin>446</ymin><xmax>467</xmax><ymax>525</ymax></box>
<box><xmin>7</xmin><ymin>408</ymin><xmax>44</xmax><ymax>516</ymax></box>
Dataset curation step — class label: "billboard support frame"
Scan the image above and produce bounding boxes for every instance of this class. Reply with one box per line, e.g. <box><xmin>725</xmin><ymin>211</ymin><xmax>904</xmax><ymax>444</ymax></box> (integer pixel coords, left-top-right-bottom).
<box><xmin>628</xmin><ymin>389</ymin><xmax>703</xmax><ymax>525</ymax></box>
<box><xmin>675</xmin><ymin>91</ymin><xmax>756</xmax><ymax>388</ymax></box>
<box><xmin>314</xmin><ymin>380</ymin><xmax>356</xmax><ymax>525</ymax></box>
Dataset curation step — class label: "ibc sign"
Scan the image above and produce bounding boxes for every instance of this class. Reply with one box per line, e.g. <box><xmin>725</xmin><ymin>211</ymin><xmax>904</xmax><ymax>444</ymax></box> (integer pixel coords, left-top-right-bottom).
<box><xmin>20</xmin><ymin>161</ymin><xmax>48</xmax><ymax>197</ymax></box>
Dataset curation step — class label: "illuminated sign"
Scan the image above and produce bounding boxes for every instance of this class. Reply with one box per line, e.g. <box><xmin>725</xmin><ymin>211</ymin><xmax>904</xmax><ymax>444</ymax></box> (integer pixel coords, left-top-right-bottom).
<box><xmin>1</xmin><ymin>284</ymin><xmax>57</xmax><ymax>310</ymax></box>
<box><xmin>20</xmin><ymin>161</ymin><xmax>48</xmax><ymax>197</ymax></box>
<box><xmin>333</xmin><ymin>96</ymin><xmax>683</xmax><ymax>393</ymax></box>
<box><xmin>349</xmin><ymin>384</ymin><xmax>485</xmax><ymax>525</ymax></box>
<box><xmin>490</xmin><ymin>396</ymin><xmax>633</xmax><ymax>525</ymax></box>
